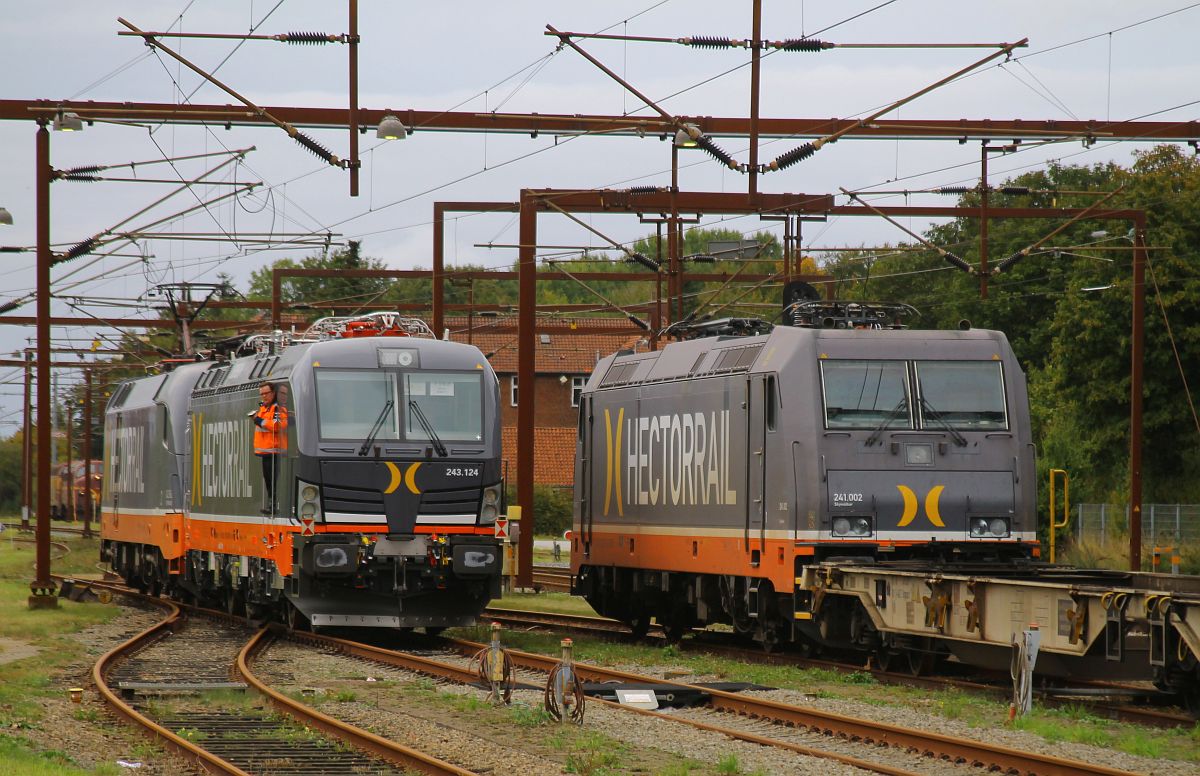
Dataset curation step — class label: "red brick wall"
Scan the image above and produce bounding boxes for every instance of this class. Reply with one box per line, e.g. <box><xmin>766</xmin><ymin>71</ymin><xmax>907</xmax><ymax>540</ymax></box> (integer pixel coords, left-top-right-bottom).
<box><xmin>498</xmin><ymin>374</ymin><xmax>581</xmax><ymax>428</ymax></box>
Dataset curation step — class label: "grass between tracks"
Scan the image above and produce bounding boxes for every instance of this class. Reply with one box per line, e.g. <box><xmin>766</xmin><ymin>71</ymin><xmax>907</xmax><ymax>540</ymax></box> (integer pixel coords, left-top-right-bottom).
<box><xmin>477</xmin><ymin>589</ymin><xmax>1200</xmax><ymax>765</ymax></box>
<box><xmin>0</xmin><ymin>532</ymin><xmax>155</xmax><ymax>775</ymax></box>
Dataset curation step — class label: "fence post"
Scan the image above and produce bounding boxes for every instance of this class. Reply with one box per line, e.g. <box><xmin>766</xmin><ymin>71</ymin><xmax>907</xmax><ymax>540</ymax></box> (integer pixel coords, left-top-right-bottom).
<box><xmin>1077</xmin><ymin>503</ymin><xmax>1083</xmax><ymax>543</ymax></box>
<box><xmin>1150</xmin><ymin>504</ymin><xmax>1155</xmax><ymax>545</ymax></box>
<box><xmin>1100</xmin><ymin>504</ymin><xmax>1106</xmax><ymax>545</ymax></box>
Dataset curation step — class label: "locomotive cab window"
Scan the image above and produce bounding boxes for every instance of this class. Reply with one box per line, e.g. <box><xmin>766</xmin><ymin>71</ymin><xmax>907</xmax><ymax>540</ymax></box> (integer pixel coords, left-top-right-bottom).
<box><xmin>914</xmin><ymin>361</ymin><xmax>1007</xmax><ymax>430</ymax></box>
<box><xmin>820</xmin><ymin>360</ymin><xmax>912</xmax><ymax>430</ymax></box>
<box><xmin>404</xmin><ymin>372</ymin><xmax>483</xmax><ymax>441</ymax></box>
<box><xmin>315</xmin><ymin>370</ymin><xmax>400</xmax><ymax>441</ymax></box>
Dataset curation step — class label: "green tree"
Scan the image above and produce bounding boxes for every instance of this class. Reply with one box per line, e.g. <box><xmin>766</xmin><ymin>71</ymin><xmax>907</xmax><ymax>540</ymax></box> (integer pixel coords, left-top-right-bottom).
<box><xmin>246</xmin><ymin>241</ymin><xmax>392</xmax><ymax>319</ymax></box>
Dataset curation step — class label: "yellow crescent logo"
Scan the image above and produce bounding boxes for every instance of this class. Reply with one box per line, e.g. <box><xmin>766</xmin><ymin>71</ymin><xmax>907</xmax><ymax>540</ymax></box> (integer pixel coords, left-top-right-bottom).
<box><xmin>384</xmin><ymin>462</ymin><xmax>402</xmax><ymax>494</ymax></box>
<box><xmin>603</xmin><ymin>409</ymin><xmax>613</xmax><ymax>517</ymax></box>
<box><xmin>404</xmin><ymin>462</ymin><xmax>422</xmax><ymax>495</ymax></box>
<box><xmin>897</xmin><ymin>485</ymin><xmax>918</xmax><ymax>527</ymax></box>
<box><xmin>924</xmin><ymin>485</ymin><xmax>946</xmax><ymax>527</ymax></box>
<box><xmin>602</xmin><ymin>408</ymin><xmax>624</xmax><ymax>517</ymax></box>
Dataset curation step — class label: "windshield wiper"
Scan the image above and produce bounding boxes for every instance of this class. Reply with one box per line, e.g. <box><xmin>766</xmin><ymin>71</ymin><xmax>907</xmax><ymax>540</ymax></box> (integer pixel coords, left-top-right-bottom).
<box><xmin>358</xmin><ymin>399</ymin><xmax>394</xmax><ymax>456</ymax></box>
<box><xmin>408</xmin><ymin>399</ymin><xmax>448</xmax><ymax>457</ymax></box>
<box><xmin>918</xmin><ymin>396</ymin><xmax>968</xmax><ymax>447</ymax></box>
<box><xmin>865</xmin><ymin>398</ymin><xmax>908</xmax><ymax>447</ymax></box>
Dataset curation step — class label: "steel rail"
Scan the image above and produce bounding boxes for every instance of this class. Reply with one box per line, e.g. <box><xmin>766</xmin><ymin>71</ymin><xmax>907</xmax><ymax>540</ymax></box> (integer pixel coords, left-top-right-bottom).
<box><xmin>482</xmin><ymin>606</ymin><xmax>1196</xmax><ymax>730</ymax></box>
<box><xmin>288</xmin><ymin>628</ymin><xmax>924</xmax><ymax>776</ymax></box>
<box><xmin>445</xmin><ymin>637</ymin><xmax>1140</xmax><ymax>776</ymax></box>
<box><xmin>91</xmin><ymin>596</ymin><xmax>253</xmax><ymax>776</ymax></box>
<box><xmin>237</xmin><ymin>628</ymin><xmax>475</xmax><ymax>776</ymax></box>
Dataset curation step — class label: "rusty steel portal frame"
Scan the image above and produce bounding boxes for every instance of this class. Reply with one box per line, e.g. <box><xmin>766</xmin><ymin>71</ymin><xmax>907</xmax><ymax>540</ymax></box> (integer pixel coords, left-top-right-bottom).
<box><xmin>2</xmin><ymin>98</ymin><xmax>1167</xmax><ymax>599</ymax></box>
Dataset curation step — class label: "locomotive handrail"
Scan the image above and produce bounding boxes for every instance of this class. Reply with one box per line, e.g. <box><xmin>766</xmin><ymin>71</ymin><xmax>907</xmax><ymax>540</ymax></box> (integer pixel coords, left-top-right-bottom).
<box><xmin>1049</xmin><ymin>468</ymin><xmax>1070</xmax><ymax>563</ymax></box>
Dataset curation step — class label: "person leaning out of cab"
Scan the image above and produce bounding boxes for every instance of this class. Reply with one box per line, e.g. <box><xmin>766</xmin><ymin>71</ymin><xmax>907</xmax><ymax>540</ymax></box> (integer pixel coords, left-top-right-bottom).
<box><xmin>251</xmin><ymin>381</ymin><xmax>288</xmax><ymax>514</ymax></box>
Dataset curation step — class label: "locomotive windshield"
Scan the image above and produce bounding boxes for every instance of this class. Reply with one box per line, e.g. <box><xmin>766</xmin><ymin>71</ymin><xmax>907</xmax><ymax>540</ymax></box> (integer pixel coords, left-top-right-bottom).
<box><xmin>315</xmin><ymin>370</ymin><xmax>400</xmax><ymax>440</ymax></box>
<box><xmin>316</xmin><ymin>369</ymin><xmax>483</xmax><ymax>442</ymax></box>
<box><xmin>914</xmin><ymin>361</ymin><xmax>1007</xmax><ymax>430</ymax></box>
<box><xmin>404</xmin><ymin>372</ymin><xmax>483</xmax><ymax>441</ymax></box>
<box><xmin>821</xmin><ymin>359</ymin><xmax>1007</xmax><ymax>432</ymax></box>
<box><xmin>821</xmin><ymin>360</ymin><xmax>912</xmax><ymax>430</ymax></box>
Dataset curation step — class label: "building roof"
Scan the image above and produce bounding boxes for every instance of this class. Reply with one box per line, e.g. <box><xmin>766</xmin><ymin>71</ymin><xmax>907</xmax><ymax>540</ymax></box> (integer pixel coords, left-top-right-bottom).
<box><xmin>444</xmin><ymin>316</ymin><xmax>643</xmax><ymax>374</ymax></box>
<box><xmin>501</xmin><ymin>426</ymin><xmax>576</xmax><ymax>488</ymax></box>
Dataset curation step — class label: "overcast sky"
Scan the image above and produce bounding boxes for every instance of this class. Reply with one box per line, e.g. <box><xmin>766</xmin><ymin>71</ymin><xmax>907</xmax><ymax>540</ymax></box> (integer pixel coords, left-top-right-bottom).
<box><xmin>0</xmin><ymin>1</ymin><xmax>1197</xmax><ymax>430</ymax></box>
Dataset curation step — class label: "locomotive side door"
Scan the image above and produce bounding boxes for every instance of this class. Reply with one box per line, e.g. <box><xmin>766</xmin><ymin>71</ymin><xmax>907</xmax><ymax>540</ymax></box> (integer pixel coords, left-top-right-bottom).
<box><xmin>745</xmin><ymin>374</ymin><xmax>768</xmax><ymax>559</ymax></box>
<box><xmin>577</xmin><ymin>394</ymin><xmax>593</xmax><ymax>553</ymax></box>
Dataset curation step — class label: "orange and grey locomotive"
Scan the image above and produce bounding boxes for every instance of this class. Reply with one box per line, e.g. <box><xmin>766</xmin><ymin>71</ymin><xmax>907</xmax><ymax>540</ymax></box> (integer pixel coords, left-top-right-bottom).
<box><xmin>102</xmin><ymin>314</ymin><xmax>503</xmax><ymax>630</ymax></box>
<box><xmin>572</xmin><ymin>306</ymin><xmax>1035</xmax><ymax>648</ymax></box>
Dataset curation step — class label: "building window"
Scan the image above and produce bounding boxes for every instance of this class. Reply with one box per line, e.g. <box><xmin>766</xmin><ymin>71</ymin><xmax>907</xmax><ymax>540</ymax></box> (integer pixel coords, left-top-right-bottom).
<box><xmin>510</xmin><ymin>376</ymin><xmax>519</xmax><ymax>407</ymax></box>
<box><xmin>571</xmin><ymin>377</ymin><xmax>586</xmax><ymax>407</ymax></box>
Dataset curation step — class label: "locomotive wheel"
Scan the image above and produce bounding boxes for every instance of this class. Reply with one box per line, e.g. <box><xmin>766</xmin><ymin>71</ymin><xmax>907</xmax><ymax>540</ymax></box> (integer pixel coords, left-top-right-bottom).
<box><xmin>626</xmin><ymin>612</ymin><xmax>651</xmax><ymax>640</ymax></box>
<box><xmin>425</xmin><ymin>626</ymin><xmax>447</xmax><ymax>636</ymax></box>
<box><xmin>285</xmin><ymin>601</ymin><xmax>310</xmax><ymax>632</ymax></box>
<box><xmin>225</xmin><ymin>589</ymin><xmax>245</xmax><ymax>618</ymax></box>
<box><xmin>662</xmin><ymin>619</ymin><xmax>690</xmax><ymax>645</ymax></box>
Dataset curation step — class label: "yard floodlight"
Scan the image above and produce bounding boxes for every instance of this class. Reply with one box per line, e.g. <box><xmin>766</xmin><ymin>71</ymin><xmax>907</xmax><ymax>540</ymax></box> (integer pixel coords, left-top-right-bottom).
<box><xmin>376</xmin><ymin>115</ymin><xmax>408</xmax><ymax>140</ymax></box>
<box><xmin>53</xmin><ymin>112</ymin><xmax>84</xmax><ymax>132</ymax></box>
<box><xmin>674</xmin><ymin>124</ymin><xmax>700</xmax><ymax>148</ymax></box>
<box><xmin>0</xmin><ymin>207</ymin><xmax>12</xmax><ymax>226</ymax></box>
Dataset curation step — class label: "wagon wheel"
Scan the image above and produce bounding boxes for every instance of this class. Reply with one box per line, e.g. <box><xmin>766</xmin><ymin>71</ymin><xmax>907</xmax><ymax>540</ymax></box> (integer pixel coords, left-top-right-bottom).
<box><xmin>875</xmin><ymin>647</ymin><xmax>896</xmax><ymax>673</ymax></box>
<box><xmin>906</xmin><ymin>642</ymin><xmax>936</xmax><ymax>676</ymax></box>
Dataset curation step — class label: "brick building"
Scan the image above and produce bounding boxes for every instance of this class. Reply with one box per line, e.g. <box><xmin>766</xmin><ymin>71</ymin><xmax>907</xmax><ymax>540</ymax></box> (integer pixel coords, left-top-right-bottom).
<box><xmin>444</xmin><ymin>316</ymin><xmax>643</xmax><ymax>488</ymax></box>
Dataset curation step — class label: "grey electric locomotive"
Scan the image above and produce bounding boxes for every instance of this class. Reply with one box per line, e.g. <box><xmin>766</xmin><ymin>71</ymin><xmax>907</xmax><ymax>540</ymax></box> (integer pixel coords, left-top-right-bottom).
<box><xmin>102</xmin><ymin>314</ymin><xmax>503</xmax><ymax>630</ymax></box>
<box><xmin>571</xmin><ymin>312</ymin><xmax>1035</xmax><ymax>647</ymax></box>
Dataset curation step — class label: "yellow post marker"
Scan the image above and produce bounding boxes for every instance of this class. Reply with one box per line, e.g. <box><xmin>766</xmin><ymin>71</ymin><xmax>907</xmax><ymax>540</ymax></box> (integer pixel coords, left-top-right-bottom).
<box><xmin>505</xmin><ymin>506</ymin><xmax>521</xmax><ymax>589</ymax></box>
<box><xmin>1048</xmin><ymin>469</ymin><xmax>1069</xmax><ymax>563</ymax></box>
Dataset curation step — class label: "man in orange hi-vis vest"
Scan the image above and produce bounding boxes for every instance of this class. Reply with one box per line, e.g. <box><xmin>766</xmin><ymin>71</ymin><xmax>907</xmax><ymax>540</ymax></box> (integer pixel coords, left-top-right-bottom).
<box><xmin>252</xmin><ymin>381</ymin><xmax>288</xmax><ymax>514</ymax></box>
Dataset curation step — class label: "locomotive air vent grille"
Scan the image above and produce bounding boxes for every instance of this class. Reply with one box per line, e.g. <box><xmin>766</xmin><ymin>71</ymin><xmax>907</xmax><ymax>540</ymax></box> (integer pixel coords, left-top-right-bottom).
<box><xmin>734</xmin><ymin>345</ymin><xmax>762</xmax><ymax>368</ymax></box>
<box><xmin>249</xmin><ymin>356</ymin><xmax>280</xmax><ymax>379</ymax></box>
<box><xmin>209</xmin><ymin>367</ymin><xmax>230</xmax><ymax>388</ymax></box>
<box><xmin>599</xmin><ymin>361</ymin><xmax>639</xmax><ymax>387</ymax></box>
<box><xmin>109</xmin><ymin>382</ymin><xmax>133</xmax><ymax>408</ymax></box>
<box><xmin>708</xmin><ymin>344</ymin><xmax>763</xmax><ymax>374</ymax></box>
<box><xmin>688</xmin><ymin>352</ymin><xmax>708</xmax><ymax>374</ymax></box>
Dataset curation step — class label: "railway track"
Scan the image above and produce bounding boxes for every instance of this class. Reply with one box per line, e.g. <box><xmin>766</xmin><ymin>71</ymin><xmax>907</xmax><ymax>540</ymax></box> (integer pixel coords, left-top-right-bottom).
<box><xmin>69</xmin><ymin>576</ymin><xmax>1178</xmax><ymax>775</ymax></box>
<box><xmin>2</xmin><ymin>520</ymin><xmax>89</xmax><ymax>536</ymax></box>
<box><xmin>529</xmin><ymin>564</ymin><xmax>571</xmax><ymax>592</ymax></box>
<box><xmin>290</xmin><ymin>626</ymin><xmax>1144</xmax><ymax>776</ymax></box>
<box><xmin>483</xmin><ymin>606</ymin><xmax>1197</xmax><ymax>730</ymax></box>
<box><xmin>87</xmin><ymin>581</ymin><xmax>471</xmax><ymax>775</ymax></box>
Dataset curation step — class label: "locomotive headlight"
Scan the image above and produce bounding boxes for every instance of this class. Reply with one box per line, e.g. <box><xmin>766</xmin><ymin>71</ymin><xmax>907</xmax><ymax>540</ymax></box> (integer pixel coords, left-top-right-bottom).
<box><xmin>296</xmin><ymin>479</ymin><xmax>322</xmax><ymax>523</ymax></box>
<box><xmin>481</xmin><ymin>504</ymin><xmax>498</xmax><ymax>522</ymax></box>
<box><xmin>378</xmin><ymin>348</ymin><xmax>418</xmax><ymax>368</ymax></box>
<box><xmin>833</xmin><ymin>516</ymin><xmax>872</xmax><ymax>537</ymax></box>
<box><xmin>971</xmin><ymin>517</ymin><xmax>1010</xmax><ymax>538</ymax></box>
<box><xmin>482</xmin><ymin>486</ymin><xmax>499</xmax><ymax>506</ymax></box>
